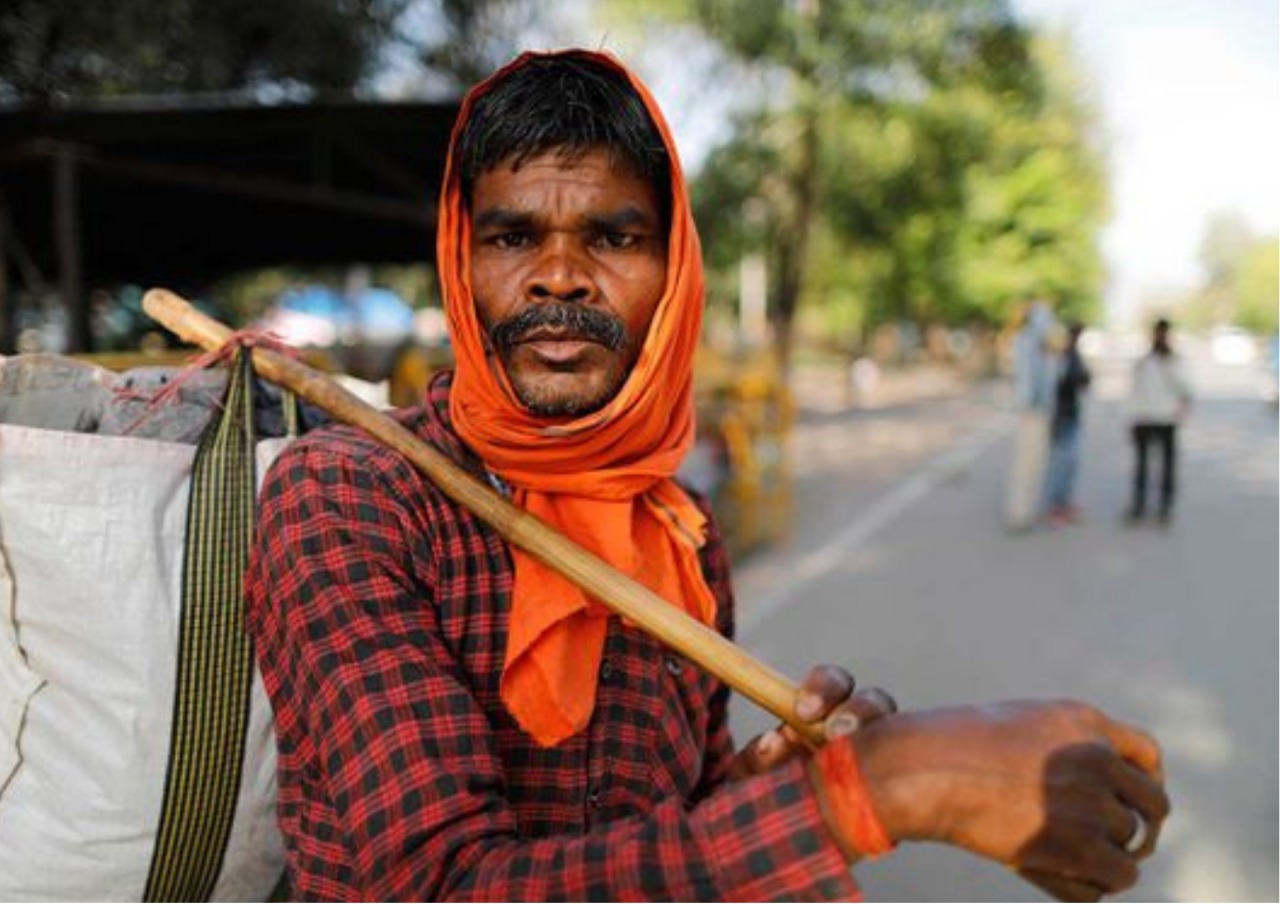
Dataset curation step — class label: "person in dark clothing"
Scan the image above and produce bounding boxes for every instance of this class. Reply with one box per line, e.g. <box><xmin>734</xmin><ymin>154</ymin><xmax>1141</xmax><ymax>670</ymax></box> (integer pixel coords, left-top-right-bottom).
<box><xmin>1126</xmin><ymin>319</ymin><xmax>1193</xmax><ymax>525</ymax></box>
<box><xmin>1045</xmin><ymin>323</ymin><xmax>1092</xmax><ymax>525</ymax></box>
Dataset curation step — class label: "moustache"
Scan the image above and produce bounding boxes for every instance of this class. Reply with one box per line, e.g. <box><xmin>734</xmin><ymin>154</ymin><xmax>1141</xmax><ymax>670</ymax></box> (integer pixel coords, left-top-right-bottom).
<box><xmin>489</xmin><ymin>303</ymin><xmax>627</xmax><ymax>353</ymax></box>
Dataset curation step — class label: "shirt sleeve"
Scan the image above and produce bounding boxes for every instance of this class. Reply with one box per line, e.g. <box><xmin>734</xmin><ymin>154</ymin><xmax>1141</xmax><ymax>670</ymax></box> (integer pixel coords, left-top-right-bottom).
<box><xmin>250</xmin><ymin>441</ymin><xmax>859</xmax><ymax>902</ymax></box>
<box><xmin>1174</xmin><ymin>356</ymin><xmax>1195</xmax><ymax>401</ymax></box>
<box><xmin>692</xmin><ymin>503</ymin><xmax>741</xmax><ymax>797</ymax></box>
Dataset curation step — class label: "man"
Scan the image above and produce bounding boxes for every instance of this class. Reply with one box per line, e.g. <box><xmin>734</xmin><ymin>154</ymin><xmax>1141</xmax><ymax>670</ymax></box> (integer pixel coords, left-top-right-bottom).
<box><xmin>246</xmin><ymin>50</ymin><xmax>1167</xmax><ymax>901</ymax></box>
<box><xmin>1045</xmin><ymin>322</ymin><xmax>1092</xmax><ymax>526</ymax></box>
<box><xmin>1126</xmin><ymin>318</ymin><xmax>1193</xmax><ymax>525</ymax></box>
<box><xmin>1005</xmin><ymin>298</ymin><xmax>1060</xmax><ymax>532</ymax></box>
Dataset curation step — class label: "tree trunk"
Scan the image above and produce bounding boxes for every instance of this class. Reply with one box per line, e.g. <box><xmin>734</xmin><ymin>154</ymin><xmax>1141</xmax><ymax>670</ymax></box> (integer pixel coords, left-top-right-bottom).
<box><xmin>769</xmin><ymin>88</ymin><xmax>820</xmax><ymax>377</ymax></box>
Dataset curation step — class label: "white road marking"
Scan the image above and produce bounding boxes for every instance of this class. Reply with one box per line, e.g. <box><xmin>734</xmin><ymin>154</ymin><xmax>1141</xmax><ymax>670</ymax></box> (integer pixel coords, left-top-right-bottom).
<box><xmin>738</xmin><ymin>415</ymin><xmax>1013</xmax><ymax>637</ymax></box>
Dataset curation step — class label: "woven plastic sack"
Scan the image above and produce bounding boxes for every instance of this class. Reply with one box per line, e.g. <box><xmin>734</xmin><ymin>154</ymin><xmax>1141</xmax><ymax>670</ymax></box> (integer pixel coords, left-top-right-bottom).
<box><xmin>0</xmin><ymin>354</ymin><xmax>288</xmax><ymax>901</ymax></box>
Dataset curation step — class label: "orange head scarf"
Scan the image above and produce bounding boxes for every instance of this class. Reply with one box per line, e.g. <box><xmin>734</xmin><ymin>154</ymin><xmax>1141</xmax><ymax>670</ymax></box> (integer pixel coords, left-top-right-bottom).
<box><xmin>437</xmin><ymin>49</ymin><xmax>716</xmax><ymax>747</ymax></box>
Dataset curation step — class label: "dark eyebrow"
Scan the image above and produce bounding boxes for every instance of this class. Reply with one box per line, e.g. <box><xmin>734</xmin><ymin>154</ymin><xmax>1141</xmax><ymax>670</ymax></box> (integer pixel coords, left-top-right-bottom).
<box><xmin>472</xmin><ymin>207</ymin><xmax>536</xmax><ymax>232</ymax></box>
<box><xmin>585</xmin><ymin>206</ymin><xmax>657</xmax><ymax>232</ymax></box>
<box><xmin>473</xmin><ymin>204</ymin><xmax>658</xmax><ymax>233</ymax></box>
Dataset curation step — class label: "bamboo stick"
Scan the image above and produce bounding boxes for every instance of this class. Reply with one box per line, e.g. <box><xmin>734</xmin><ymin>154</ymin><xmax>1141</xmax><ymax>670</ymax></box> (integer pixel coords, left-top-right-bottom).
<box><xmin>143</xmin><ymin>288</ymin><xmax>828</xmax><ymax>747</ymax></box>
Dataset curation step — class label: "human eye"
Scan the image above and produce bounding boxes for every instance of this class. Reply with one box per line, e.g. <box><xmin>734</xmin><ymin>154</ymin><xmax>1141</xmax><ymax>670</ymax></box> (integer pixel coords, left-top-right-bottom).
<box><xmin>488</xmin><ymin>230</ymin><xmax>535</xmax><ymax>250</ymax></box>
<box><xmin>592</xmin><ymin>230</ymin><xmax>641</xmax><ymax>251</ymax></box>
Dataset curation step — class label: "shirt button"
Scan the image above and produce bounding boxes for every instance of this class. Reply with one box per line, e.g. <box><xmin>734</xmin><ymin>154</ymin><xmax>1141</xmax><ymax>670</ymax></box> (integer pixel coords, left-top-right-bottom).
<box><xmin>587</xmin><ymin>786</ymin><xmax>603</xmax><ymax>809</ymax></box>
<box><xmin>600</xmin><ymin>659</ymin><xmax>613</xmax><ymax>681</ymax></box>
<box><xmin>664</xmin><ymin>656</ymin><xmax>684</xmax><ymax>676</ymax></box>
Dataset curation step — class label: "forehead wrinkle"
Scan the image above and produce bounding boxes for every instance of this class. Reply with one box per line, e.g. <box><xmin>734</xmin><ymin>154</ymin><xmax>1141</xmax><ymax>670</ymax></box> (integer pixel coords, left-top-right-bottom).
<box><xmin>473</xmin><ymin>202</ymin><xmax>657</xmax><ymax>234</ymax></box>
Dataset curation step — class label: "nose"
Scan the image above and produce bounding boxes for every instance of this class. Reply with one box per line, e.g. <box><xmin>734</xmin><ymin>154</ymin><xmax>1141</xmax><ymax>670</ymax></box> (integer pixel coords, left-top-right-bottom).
<box><xmin>525</xmin><ymin>234</ymin><xmax>594</xmax><ymax>303</ymax></box>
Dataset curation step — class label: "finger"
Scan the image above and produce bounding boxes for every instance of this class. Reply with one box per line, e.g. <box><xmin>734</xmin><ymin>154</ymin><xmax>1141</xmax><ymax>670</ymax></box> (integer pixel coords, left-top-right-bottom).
<box><xmin>1114</xmin><ymin>758</ymin><xmax>1170</xmax><ymax>824</ymax></box>
<box><xmin>1112</xmin><ymin>761</ymin><xmax>1170</xmax><ymax>859</ymax></box>
<box><xmin>855</xmin><ymin>686</ymin><xmax>898</xmax><ymax>716</ymax></box>
<box><xmin>734</xmin><ymin>729</ymin><xmax>792</xmax><ymax>777</ymax></box>
<box><xmin>774</xmin><ymin>723</ymin><xmax>812</xmax><ymax>753</ymax></box>
<box><xmin>727</xmin><ymin>730</ymin><xmax>787</xmax><ymax>779</ymax></box>
<box><xmin>1100</xmin><ymin>795</ymin><xmax>1143</xmax><ymax>851</ymax></box>
<box><xmin>1102</xmin><ymin>718</ymin><xmax>1164</xmax><ymax>782</ymax></box>
<box><xmin>1023</xmin><ymin>831</ymin><xmax>1140</xmax><ymax>898</ymax></box>
<box><xmin>822</xmin><ymin>688</ymin><xmax>899</xmax><ymax>740</ymax></box>
<box><xmin>795</xmin><ymin>665</ymin><xmax>855</xmax><ymax>721</ymax></box>
<box><xmin>1080</xmin><ymin>839</ymin><xmax>1140</xmax><ymax>896</ymax></box>
<box><xmin>1018</xmin><ymin>868</ymin><xmax>1104</xmax><ymax>903</ymax></box>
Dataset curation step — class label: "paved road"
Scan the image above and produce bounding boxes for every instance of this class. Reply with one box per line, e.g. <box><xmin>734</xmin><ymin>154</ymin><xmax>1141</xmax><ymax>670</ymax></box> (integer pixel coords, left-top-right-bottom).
<box><xmin>727</xmin><ymin>351</ymin><xmax>1278</xmax><ymax>902</ymax></box>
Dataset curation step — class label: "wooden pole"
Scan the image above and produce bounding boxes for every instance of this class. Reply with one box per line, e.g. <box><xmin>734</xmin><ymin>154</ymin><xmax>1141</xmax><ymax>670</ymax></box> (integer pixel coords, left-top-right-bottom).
<box><xmin>144</xmin><ymin>288</ymin><xmax>829</xmax><ymax>747</ymax></box>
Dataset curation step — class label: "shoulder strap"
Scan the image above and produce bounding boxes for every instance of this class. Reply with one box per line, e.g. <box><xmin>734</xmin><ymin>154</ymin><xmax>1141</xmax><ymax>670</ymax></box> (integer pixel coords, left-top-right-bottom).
<box><xmin>144</xmin><ymin>349</ymin><xmax>259</xmax><ymax>902</ymax></box>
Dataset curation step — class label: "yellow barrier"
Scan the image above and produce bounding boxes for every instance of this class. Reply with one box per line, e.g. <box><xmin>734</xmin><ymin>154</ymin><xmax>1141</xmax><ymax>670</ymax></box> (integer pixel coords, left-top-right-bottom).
<box><xmin>693</xmin><ymin>348</ymin><xmax>793</xmax><ymax>555</ymax></box>
<box><xmin>80</xmin><ymin>342</ymin><xmax>792</xmax><ymax>556</ymax></box>
<box><xmin>386</xmin><ymin>342</ymin><xmax>795</xmax><ymax>556</ymax></box>
<box><xmin>74</xmin><ymin>349</ymin><xmax>199</xmax><ymax>372</ymax></box>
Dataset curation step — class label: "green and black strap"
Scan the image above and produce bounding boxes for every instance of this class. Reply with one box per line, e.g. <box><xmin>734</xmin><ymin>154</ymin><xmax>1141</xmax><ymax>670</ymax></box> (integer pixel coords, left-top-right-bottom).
<box><xmin>144</xmin><ymin>349</ymin><xmax>259</xmax><ymax>902</ymax></box>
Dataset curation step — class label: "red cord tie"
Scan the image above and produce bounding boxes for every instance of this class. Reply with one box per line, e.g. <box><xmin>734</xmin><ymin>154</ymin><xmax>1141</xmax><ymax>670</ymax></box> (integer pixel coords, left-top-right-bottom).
<box><xmin>816</xmin><ymin>737</ymin><xmax>897</xmax><ymax>859</ymax></box>
<box><xmin>113</xmin><ymin>328</ymin><xmax>296</xmax><ymax>435</ymax></box>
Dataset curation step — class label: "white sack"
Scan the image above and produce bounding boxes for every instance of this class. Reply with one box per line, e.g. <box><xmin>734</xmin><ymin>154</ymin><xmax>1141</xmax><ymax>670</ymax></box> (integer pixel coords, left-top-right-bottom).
<box><xmin>0</xmin><ymin>424</ymin><xmax>287</xmax><ymax>902</ymax></box>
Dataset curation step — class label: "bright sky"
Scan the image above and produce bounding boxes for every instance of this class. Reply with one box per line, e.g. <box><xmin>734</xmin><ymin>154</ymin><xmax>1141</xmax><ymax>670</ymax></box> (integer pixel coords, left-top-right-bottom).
<box><xmin>1010</xmin><ymin>0</ymin><xmax>1280</xmax><ymax>324</ymax></box>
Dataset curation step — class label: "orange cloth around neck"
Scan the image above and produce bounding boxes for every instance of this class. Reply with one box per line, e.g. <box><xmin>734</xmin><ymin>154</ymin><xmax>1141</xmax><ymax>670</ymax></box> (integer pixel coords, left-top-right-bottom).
<box><xmin>436</xmin><ymin>50</ymin><xmax>717</xmax><ymax>747</ymax></box>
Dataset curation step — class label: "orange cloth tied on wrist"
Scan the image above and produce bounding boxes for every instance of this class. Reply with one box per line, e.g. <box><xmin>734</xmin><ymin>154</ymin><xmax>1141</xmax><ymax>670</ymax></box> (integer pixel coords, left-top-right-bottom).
<box><xmin>815</xmin><ymin>738</ymin><xmax>896</xmax><ymax>859</ymax></box>
<box><xmin>437</xmin><ymin>50</ymin><xmax>716</xmax><ymax>747</ymax></box>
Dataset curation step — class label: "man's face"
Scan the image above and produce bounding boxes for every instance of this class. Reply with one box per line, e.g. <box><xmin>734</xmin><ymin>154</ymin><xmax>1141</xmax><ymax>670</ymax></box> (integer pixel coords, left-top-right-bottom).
<box><xmin>469</xmin><ymin>149</ymin><xmax>667</xmax><ymax>417</ymax></box>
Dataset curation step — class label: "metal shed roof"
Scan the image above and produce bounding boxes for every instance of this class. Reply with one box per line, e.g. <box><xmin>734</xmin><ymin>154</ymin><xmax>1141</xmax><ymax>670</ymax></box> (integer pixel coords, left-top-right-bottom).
<box><xmin>0</xmin><ymin>97</ymin><xmax>459</xmax><ymax>350</ymax></box>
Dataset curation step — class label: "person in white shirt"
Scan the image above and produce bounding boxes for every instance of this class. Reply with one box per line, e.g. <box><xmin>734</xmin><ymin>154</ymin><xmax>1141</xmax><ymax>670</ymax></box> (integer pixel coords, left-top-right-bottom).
<box><xmin>1126</xmin><ymin>319</ymin><xmax>1193</xmax><ymax>524</ymax></box>
<box><xmin>1005</xmin><ymin>299</ymin><xmax>1059</xmax><ymax>532</ymax></box>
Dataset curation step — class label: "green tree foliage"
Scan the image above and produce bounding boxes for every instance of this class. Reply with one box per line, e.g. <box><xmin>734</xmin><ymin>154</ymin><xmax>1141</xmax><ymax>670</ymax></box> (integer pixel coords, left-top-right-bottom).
<box><xmin>413</xmin><ymin>0</ymin><xmax>546</xmax><ymax>92</ymax></box>
<box><xmin>682</xmin><ymin>0</ymin><xmax>1041</xmax><ymax>360</ymax></box>
<box><xmin>631</xmin><ymin>0</ymin><xmax>1107</xmax><ymax>363</ymax></box>
<box><xmin>1179</xmin><ymin>214</ymin><xmax>1278</xmax><ymax>334</ymax></box>
<box><xmin>1235</xmin><ymin>239</ymin><xmax>1279</xmax><ymax>335</ymax></box>
<box><xmin>1176</xmin><ymin>211</ymin><xmax>1252</xmax><ymax>327</ymax></box>
<box><xmin>951</xmin><ymin>35</ymin><xmax>1107</xmax><ymax>327</ymax></box>
<box><xmin>0</xmin><ymin>0</ymin><xmax>409</xmax><ymax>101</ymax></box>
<box><xmin>1199</xmin><ymin>211</ymin><xmax>1255</xmax><ymax>291</ymax></box>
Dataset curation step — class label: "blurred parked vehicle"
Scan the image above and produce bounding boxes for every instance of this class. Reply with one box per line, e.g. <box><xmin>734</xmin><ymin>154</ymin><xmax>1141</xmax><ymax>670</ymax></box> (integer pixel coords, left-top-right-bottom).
<box><xmin>1208</xmin><ymin>325</ymin><xmax>1258</xmax><ymax>366</ymax></box>
<box><xmin>1262</xmin><ymin>332</ymin><xmax>1279</xmax><ymax>409</ymax></box>
<box><xmin>252</xmin><ymin>286</ymin><xmax>452</xmax><ymax>407</ymax></box>
<box><xmin>256</xmin><ymin>286</ymin><xmax>420</xmax><ymax>382</ymax></box>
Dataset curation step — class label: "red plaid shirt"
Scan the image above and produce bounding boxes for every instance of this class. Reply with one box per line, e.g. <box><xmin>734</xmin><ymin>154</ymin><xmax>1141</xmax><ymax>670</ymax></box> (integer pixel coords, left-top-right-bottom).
<box><xmin>245</xmin><ymin>372</ymin><xmax>859</xmax><ymax>901</ymax></box>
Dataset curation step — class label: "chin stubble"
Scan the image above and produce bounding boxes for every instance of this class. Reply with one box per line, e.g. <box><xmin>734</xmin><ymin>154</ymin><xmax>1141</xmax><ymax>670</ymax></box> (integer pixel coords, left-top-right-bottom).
<box><xmin>490</xmin><ymin>302</ymin><xmax>631</xmax><ymax>417</ymax></box>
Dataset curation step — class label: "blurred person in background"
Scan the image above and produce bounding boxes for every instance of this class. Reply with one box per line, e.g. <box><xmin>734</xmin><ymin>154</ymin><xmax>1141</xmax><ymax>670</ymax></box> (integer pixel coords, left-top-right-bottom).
<box><xmin>1126</xmin><ymin>318</ymin><xmax>1193</xmax><ymax>526</ymax></box>
<box><xmin>1044</xmin><ymin>322</ymin><xmax>1092</xmax><ymax>526</ymax></box>
<box><xmin>1005</xmin><ymin>298</ymin><xmax>1060</xmax><ymax>532</ymax></box>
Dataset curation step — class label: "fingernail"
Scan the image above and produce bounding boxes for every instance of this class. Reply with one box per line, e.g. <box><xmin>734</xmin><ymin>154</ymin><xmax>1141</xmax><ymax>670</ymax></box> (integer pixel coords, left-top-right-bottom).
<box><xmin>797</xmin><ymin>692</ymin><xmax>822</xmax><ymax>720</ymax></box>
<box><xmin>862</xmin><ymin>687</ymin><xmax>899</xmax><ymax>714</ymax></box>
<box><xmin>826</xmin><ymin>711</ymin><xmax>861</xmax><ymax>737</ymax></box>
<box><xmin>758</xmin><ymin>731</ymin><xmax>781</xmax><ymax>757</ymax></box>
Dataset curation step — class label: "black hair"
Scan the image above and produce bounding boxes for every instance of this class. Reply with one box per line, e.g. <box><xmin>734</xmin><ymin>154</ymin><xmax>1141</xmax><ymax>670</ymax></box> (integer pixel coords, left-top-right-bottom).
<box><xmin>1153</xmin><ymin>318</ymin><xmax>1172</xmax><ymax>355</ymax></box>
<box><xmin>454</xmin><ymin>54</ymin><xmax>672</xmax><ymax>225</ymax></box>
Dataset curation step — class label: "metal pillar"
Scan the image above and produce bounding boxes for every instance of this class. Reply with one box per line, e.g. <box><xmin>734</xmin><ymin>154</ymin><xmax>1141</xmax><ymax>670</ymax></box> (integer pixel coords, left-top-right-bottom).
<box><xmin>53</xmin><ymin>146</ymin><xmax>90</xmax><ymax>352</ymax></box>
